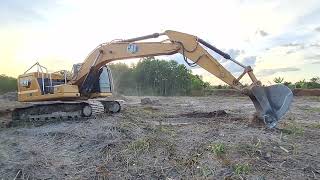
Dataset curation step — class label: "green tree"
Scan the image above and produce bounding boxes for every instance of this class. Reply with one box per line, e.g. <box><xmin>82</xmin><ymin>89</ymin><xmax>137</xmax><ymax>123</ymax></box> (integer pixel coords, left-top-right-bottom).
<box><xmin>295</xmin><ymin>79</ymin><xmax>306</xmax><ymax>88</ymax></box>
<box><xmin>310</xmin><ymin>77</ymin><xmax>319</xmax><ymax>83</ymax></box>
<box><xmin>0</xmin><ymin>74</ymin><xmax>17</xmax><ymax>94</ymax></box>
<box><xmin>274</xmin><ymin>77</ymin><xmax>284</xmax><ymax>84</ymax></box>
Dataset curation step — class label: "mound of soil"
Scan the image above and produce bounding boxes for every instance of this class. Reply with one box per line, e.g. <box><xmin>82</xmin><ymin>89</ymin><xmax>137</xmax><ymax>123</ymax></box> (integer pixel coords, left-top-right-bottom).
<box><xmin>293</xmin><ymin>88</ymin><xmax>320</xmax><ymax>96</ymax></box>
<box><xmin>140</xmin><ymin>98</ymin><xmax>160</xmax><ymax>105</ymax></box>
<box><xmin>179</xmin><ymin>110</ymin><xmax>228</xmax><ymax>118</ymax></box>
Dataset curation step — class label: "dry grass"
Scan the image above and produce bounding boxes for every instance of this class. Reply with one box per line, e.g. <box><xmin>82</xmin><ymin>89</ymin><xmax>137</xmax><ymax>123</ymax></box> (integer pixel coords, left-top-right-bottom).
<box><xmin>0</xmin><ymin>95</ymin><xmax>319</xmax><ymax>179</ymax></box>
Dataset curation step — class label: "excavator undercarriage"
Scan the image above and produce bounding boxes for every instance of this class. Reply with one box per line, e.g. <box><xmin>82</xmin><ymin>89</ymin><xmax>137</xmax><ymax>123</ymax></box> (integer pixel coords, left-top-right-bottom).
<box><xmin>11</xmin><ymin>100</ymin><xmax>120</xmax><ymax>126</ymax></box>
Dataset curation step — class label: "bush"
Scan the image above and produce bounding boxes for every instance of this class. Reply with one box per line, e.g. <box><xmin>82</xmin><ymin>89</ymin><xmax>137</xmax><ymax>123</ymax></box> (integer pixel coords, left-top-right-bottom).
<box><xmin>295</xmin><ymin>78</ymin><xmax>320</xmax><ymax>89</ymax></box>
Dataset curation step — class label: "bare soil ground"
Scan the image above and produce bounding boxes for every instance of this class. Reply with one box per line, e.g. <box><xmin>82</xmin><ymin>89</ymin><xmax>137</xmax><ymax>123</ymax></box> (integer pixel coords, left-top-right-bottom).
<box><xmin>0</xmin><ymin>95</ymin><xmax>320</xmax><ymax>179</ymax></box>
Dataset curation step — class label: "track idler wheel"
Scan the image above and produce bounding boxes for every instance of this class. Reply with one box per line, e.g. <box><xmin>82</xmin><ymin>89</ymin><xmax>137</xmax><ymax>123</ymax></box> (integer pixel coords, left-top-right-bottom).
<box><xmin>100</xmin><ymin>101</ymin><xmax>121</xmax><ymax>113</ymax></box>
<box><xmin>107</xmin><ymin>101</ymin><xmax>121</xmax><ymax>113</ymax></box>
<box><xmin>82</xmin><ymin>104</ymin><xmax>92</xmax><ymax>117</ymax></box>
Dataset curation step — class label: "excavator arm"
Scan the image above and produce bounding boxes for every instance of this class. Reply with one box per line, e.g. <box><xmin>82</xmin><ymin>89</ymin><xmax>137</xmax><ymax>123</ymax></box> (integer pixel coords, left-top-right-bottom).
<box><xmin>70</xmin><ymin>30</ymin><xmax>293</xmax><ymax>128</ymax></box>
<box><xmin>70</xmin><ymin>42</ymin><xmax>180</xmax><ymax>87</ymax></box>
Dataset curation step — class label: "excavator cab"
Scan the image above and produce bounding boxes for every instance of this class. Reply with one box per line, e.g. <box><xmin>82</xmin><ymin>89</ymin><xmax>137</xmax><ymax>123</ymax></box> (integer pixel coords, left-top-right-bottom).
<box><xmin>90</xmin><ymin>66</ymin><xmax>114</xmax><ymax>98</ymax></box>
<box><xmin>72</xmin><ymin>64</ymin><xmax>114</xmax><ymax>98</ymax></box>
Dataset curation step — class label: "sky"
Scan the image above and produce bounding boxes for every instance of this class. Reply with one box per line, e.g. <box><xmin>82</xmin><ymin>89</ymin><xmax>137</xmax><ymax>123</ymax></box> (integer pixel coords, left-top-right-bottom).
<box><xmin>0</xmin><ymin>0</ymin><xmax>319</xmax><ymax>85</ymax></box>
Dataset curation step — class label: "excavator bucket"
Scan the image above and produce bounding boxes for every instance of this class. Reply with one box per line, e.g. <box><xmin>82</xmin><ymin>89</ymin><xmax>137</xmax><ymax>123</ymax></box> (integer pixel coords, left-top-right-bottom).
<box><xmin>249</xmin><ymin>84</ymin><xmax>293</xmax><ymax>128</ymax></box>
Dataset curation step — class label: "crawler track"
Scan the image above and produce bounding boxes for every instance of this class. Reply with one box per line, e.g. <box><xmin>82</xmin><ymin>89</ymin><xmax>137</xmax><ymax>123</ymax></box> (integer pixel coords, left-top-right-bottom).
<box><xmin>10</xmin><ymin>100</ymin><xmax>121</xmax><ymax>127</ymax></box>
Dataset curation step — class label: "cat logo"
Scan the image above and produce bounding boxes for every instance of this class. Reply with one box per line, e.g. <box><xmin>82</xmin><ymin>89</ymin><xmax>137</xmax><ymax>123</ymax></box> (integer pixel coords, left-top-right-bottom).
<box><xmin>127</xmin><ymin>43</ymin><xmax>139</xmax><ymax>54</ymax></box>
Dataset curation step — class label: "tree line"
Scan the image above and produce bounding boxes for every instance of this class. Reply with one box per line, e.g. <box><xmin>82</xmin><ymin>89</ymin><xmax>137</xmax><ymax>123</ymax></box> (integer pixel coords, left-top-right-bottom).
<box><xmin>273</xmin><ymin>77</ymin><xmax>320</xmax><ymax>89</ymax></box>
<box><xmin>109</xmin><ymin>57</ymin><xmax>210</xmax><ymax>96</ymax></box>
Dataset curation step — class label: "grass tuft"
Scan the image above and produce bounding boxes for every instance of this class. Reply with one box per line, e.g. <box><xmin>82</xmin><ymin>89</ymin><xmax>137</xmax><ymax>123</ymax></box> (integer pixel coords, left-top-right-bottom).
<box><xmin>208</xmin><ymin>143</ymin><xmax>226</xmax><ymax>157</ymax></box>
<box><xmin>236</xmin><ymin>139</ymin><xmax>262</xmax><ymax>157</ymax></box>
<box><xmin>127</xmin><ymin>138</ymin><xmax>150</xmax><ymax>153</ymax></box>
<box><xmin>233</xmin><ymin>163</ymin><xmax>250</xmax><ymax>175</ymax></box>
<box><xmin>282</xmin><ymin>122</ymin><xmax>304</xmax><ymax>136</ymax></box>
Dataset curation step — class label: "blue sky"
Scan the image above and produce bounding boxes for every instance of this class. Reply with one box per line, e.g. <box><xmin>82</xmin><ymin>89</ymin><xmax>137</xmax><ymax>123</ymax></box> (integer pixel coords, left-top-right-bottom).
<box><xmin>0</xmin><ymin>0</ymin><xmax>319</xmax><ymax>84</ymax></box>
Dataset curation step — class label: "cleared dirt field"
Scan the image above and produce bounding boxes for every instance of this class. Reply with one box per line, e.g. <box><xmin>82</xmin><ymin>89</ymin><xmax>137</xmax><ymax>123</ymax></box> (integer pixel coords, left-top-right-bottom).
<box><xmin>0</xmin><ymin>95</ymin><xmax>320</xmax><ymax>179</ymax></box>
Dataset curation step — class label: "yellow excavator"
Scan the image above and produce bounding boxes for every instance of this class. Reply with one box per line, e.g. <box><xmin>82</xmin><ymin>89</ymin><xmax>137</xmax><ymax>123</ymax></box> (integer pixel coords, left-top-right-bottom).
<box><xmin>13</xmin><ymin>30</ymin><xmax>293</xmax><ymax>128</ymax></box>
